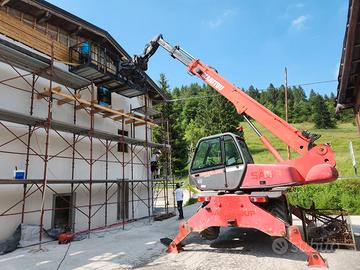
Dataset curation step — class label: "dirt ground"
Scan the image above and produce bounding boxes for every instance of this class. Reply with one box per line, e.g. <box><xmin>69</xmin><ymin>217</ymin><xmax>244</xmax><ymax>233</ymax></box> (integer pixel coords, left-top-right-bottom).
<box><xmin>0</xmin><ymin>204</ymin><xmax>359</xmax><ymax>270</ymax></box>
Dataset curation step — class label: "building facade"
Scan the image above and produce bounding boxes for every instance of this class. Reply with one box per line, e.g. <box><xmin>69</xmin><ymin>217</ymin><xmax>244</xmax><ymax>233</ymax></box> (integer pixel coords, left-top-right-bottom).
<box><xmin>0</xmin><ymin>0</ymin><xmax>171</xmax><ymax>241</ymax></box>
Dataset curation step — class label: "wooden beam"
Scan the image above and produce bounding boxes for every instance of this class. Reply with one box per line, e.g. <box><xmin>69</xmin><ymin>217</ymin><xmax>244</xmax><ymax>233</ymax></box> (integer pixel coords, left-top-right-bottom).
<box><xmin>102</xmin><ymin>109</ymin><xmax>124</xmax><ymax>118</ymax></box>
<box><xmin>57</xmin><ymin>92</ymin><xmax>81</xmax><ymax>106</ymax></box>
<box><xmin>93</xmin><ymin>106</ymin><xmax>111</xmax><ymax>113</ymax></box>
<box><xmin>75</xmin><ymin>104</ymin><xmax>88</xmax><ymax>110</ymax></box>
<box><xmin>111</xmin><ymin>115</ymin><xmax>125</xmax><ymax>121</ymax></box>
<box><xmin>51</xmin><ymin>90</ymin><xmax>157</xmax><ymax>126</ymax></box>
<box><xmin>125</xmin><ymin>119</ymin><xmax>136</xmax><ymax>124</ymax></box>
<box><xmin>75</xmin><ymin>101</ymin><xmax>97</xmax><ymax>110</ymax></box>
<box><xmin>126</xmin><ymin>113</ymin><xmax>146</xmax><ymax>120</ymax></box>
<box><xmin>37</xmin><ymin>86</ymin><xmax>61</xmax><ymax>99</ymax></box>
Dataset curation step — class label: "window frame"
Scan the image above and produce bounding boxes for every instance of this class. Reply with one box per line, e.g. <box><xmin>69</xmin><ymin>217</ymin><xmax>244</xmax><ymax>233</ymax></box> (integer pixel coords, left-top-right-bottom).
<box><xmin>236</xmin><ymin>137</ymin><xmax>254</xmax><ymax>164</ymax></box>
<box><xmin>190</xmin><ymin>136</ymin><xmax>224</xmax><ymax>173</ymax></box>
<box><xmin>223</xmin><ymin>135</ymin><xmax>244</xmax><ymax>167</ymax></box>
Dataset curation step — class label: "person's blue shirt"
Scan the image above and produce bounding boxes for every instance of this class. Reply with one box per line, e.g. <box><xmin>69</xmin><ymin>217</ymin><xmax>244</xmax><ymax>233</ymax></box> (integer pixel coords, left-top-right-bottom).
<box><xmin>79</xmin><ymin>41</ymin><xmax>90</xmax><ymax>55</ymax></box>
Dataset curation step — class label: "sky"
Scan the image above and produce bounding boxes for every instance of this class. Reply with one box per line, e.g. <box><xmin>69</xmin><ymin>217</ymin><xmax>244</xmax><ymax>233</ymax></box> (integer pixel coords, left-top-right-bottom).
<box><xmin>49</xmin><ymin>0</ymin><xmax>349</xmax><ymax>96</ymax></box>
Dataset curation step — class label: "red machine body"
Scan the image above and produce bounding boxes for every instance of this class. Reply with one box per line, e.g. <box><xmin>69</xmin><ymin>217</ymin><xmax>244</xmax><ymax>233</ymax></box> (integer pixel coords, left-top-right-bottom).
<box><xmin>167</xmin><ymin>195</ymin><xmax>327</xmax><ymax>267</ymax></box>
<box><xmin>134</xmin><ymin>34</ymin><xmax>338</xmax><ymax>267</ymax></box>
<box><xmin>186</xmin><ymin>59</ymin><xmax>338</xmax><ymax>186</ymax></box>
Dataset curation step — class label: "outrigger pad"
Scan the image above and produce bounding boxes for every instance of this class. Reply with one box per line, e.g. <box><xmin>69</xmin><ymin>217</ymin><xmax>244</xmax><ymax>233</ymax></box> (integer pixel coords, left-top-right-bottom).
<box><xmin>160</xmin><ymin>238</ymin><xmax>185</xmax><ymax>248</ymax></box>
<box><xmin>160</xmin><ymin>238</ymin><xmax>173</xmax><ymax>247</ymax></box>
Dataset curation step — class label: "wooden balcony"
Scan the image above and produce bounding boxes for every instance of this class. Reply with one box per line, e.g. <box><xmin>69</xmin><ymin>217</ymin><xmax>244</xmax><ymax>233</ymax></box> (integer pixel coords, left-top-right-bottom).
<box><xmin>0</xmin><ymin>9</ymin><xmax>68</xmax><ymax>62</ymax></box>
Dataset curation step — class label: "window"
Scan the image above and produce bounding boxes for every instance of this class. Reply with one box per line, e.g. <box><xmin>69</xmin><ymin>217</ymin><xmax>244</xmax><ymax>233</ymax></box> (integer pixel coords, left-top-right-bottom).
<box><xmin>22</xmin><ymin>13</ymin><xmax>34</xmax><ymax>27</ymax></box>
<box><xmin>191</xmin><ymin>137</ymin><xmax>222</xmax><ymax>171</ymax></box>
<box><xmin>47</xmin><ymin>24</ymin><xmax>58</xmax><ymax>40</ymax></box>
<box><xmin>59</xmin><ymin>29</ymin><xmax>68</xmax><ymax>46</ymax></box>
<box><xmin>237</xmin><ymin>139</ymin><xmax>254</xmax><ymax>163</ymax></box>
<box><xmin>69</xmin><ymin>37</ymin><xmax>78</xmax><ymax>47</ymax></box>
<box><xmin>35</xmin><ymin>21</ymin><xmax>46</xmax><ymax>34</ymax></box>
<box><xmin>8</xmin><ymin>8</ymin><xmax>21</xmax><ymax>20</ymax></box>
<box><xmin>97</xmin><ymin>86</ymin><xmax>111</xmax><ymax>106</ymax></box>
<box><xmin>224</xmin><ymin>135</ymin><xmax>243</xmax><ymax>166</ymax></box>
<box><xmin>52</xmin><ymin>193</ymin><xmax>74</xmax><ymax>230</ymax></box>
<box><xmin>117</xmin><ymin>129</ymin><xmax>128</xmax><ymax>153</ymax></box>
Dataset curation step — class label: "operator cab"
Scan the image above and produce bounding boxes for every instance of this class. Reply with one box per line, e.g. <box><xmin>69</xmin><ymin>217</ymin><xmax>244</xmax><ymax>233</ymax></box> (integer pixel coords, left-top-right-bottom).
<box><xmin>189</xmin><ymin>133</ymin><xmax>254</xmax><ymax>191</ymax></box>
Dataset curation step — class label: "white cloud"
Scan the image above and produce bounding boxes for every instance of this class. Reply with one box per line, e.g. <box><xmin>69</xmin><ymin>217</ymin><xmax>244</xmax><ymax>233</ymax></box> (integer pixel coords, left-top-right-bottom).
<box><xmin>208</xmin><ymin>9</ymin><xmax>236</xmax><ymax>29</ymax></box>
<box><xmin>208</xmin><ymin>18</ymin><xmax>223</xmax><ymax>28</ymax></box>
<box><xmin>291</xmin><ymin>15</ymin><xmax>308</xmax><ymax>30</ymax></box>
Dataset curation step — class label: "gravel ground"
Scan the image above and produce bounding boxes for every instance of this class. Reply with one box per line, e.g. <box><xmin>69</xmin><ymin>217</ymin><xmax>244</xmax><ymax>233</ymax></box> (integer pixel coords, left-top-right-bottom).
<box><xmin>0</xmin><ymin>204</ymin><xmax>359</xmax><ymax>270</ymax></box>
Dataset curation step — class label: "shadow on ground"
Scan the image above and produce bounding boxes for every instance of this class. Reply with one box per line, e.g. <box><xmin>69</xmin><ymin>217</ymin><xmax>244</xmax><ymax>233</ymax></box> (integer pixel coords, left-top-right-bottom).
<box><xmin>183</xmin><ymin>228</ymin><xmax>307</xmax><ymax>261</ymax></box>
<box><xmin>135</xmin><ymin>227</ymin><xmax>311</xmax><ymax>269</ymax></box>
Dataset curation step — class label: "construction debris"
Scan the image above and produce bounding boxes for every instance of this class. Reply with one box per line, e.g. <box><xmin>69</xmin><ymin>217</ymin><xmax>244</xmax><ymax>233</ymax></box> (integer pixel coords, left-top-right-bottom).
<box><xmin>291</xmin><ymin>204</ymin><xmax>356</xmax><ymax>250</ymax></box>
<box><xmin>154</xmin><ymin>212</ymin><xmax>176</xmax><ymax>221</ymax></box>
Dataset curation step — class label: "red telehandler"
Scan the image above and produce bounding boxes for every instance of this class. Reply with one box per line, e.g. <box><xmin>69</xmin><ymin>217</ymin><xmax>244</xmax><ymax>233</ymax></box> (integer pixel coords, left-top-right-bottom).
<box><xmin>131</xmin><ymin>34</ymin><xmax>338</xmax><ymax>267</ymax></box>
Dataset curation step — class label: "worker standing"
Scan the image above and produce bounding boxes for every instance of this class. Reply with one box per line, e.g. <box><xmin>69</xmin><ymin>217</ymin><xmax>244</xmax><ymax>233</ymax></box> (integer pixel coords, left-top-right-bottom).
<box><xmin>150</xmin><ymin>150</ymin><xmax>161</xmax><ymax>179</ymax></box>
<box><xmin>174</xmin><ymin>183</ymin><xmax>184</xmax><ymax>220</ymax></box>
<box><xmin>79</xmin><ymin>41</ymin><xmax>90</xmax><ymax>64</ymax></box>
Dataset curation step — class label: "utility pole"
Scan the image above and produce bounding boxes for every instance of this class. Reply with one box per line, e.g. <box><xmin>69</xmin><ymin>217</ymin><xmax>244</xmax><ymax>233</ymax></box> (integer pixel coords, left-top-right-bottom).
<box><xmin>285</xmin><ymin>67</ymin><xmax>291</xmax><ymax>159</ymax></box>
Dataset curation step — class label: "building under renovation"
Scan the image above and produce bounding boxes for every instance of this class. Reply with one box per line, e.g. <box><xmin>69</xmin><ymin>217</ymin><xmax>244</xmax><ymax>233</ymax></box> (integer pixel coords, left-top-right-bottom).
<box><xmin>0</xmin><ymin>0</ymin><xmax>172</xmax><ymax>241</ymax></box>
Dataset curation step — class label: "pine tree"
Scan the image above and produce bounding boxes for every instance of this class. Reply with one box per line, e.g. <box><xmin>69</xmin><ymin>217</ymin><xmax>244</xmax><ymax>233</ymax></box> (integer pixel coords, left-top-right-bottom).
<box><xmin>247</xmin><ymin>85</ymin><xmax>260</xmax><ymax>100</ymax></box>
<box><xmin>313</xmin><ymin>94</ymin><xmax>336</xmax><ymax>129</ymax></box>
<box><xmin>154</xmin><ymin>74</ymin><xmax>188</xmax><ymax>174</ymax></box>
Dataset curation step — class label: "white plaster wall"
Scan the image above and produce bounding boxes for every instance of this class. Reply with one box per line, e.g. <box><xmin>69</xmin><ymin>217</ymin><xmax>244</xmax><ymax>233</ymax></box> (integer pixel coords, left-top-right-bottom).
<box><xmin>0</xmin><ymin>47</ymin><xmax>154</xmax><ymax>240</ymax></box>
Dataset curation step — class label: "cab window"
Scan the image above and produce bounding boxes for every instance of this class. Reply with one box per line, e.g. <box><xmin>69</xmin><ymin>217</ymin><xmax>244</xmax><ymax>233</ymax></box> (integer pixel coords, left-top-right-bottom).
<box><xmin>224</xmin><ymin>135</ymin><xmax>243</xmax><ymax>166</ymax></box>
<box><xmin>191</xmin><ymin>138</ymin><xmax>222</xmax><ymax>171</ymax></box>
<box><xmin>237</xmin><ymin>139</ymin><xmax>254</xmax><ymax>163</ymax></box>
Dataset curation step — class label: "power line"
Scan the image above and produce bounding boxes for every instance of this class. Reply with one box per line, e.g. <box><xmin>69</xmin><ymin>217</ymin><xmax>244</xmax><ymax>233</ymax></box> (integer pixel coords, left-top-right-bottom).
<box><xmin>168</xmin><ymin>95</ymin><xmax>216</xmax><ymax>102</ymax></box>
<box><xmin>166</xmin><ymin>79</ymin><xmax>338</xmax><ymax>102</ymax></box>
<box><xmin>294</xmin><ymin>79</ymin><xmax>337</xmax><ymax>87</ymax></box>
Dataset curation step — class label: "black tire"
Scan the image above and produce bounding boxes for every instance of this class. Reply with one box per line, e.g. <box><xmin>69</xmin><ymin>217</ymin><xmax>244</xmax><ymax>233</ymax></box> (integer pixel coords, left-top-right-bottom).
<box><xmin>266</xmin><ymin>196</ymin><xmax>293</xmax><ymax>225</ymax></box>
<box><xmin>200</xmin><ymin>226</ymin><xmax>220</xmax><ymax>240</ymax></box>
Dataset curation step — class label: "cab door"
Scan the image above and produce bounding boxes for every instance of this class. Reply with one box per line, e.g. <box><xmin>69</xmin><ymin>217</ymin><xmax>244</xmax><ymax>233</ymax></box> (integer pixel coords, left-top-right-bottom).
<box><xmin>189</xmin><ymin>136</ymin><xmax>226</xmax><ymax>190</ymax></box>
<box><xmin>223</xmin><ymin>135</ymin><xmax>246</xmax><ymax>190</ymax></box>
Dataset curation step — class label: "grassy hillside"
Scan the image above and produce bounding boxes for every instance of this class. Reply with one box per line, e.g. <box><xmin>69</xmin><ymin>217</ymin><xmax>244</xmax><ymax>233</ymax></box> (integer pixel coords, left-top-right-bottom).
<box><xmin>245</xmin><ymin>122</ymin><xmax>359</xmax><ymax>178</ymax></box>
<box><xmin>244</xmin><ymin>122</ymin><xmax>360</xmax><ymax>214</ymax></box>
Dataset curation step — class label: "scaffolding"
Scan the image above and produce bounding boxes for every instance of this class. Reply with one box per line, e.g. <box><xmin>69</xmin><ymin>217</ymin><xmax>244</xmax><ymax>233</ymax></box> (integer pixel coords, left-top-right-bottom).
<box><xmin>0</xmin><ymin>37</ymin><xmax>174</xmax><ymax>246</ymax></box>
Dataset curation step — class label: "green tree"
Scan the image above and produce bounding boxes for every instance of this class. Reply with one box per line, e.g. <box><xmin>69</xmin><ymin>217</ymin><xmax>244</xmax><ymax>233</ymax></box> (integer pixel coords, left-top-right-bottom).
<box><xmin>247</xmin><ymin>85</ymin><xmax>260</xmax><ymax>100</ymax></box>
<box><xmin>154</xmin><ymin>74</ymin><xmax>188</xmax><ymax>174</ymax></box>
<box><xmin>290</xmin><ymin>86</ymin><xmax>310</xmax><ymax>123</ymax></box>
<box><xmin>313</xmin><ymin>94</ymin><xmax>337</xmax><ymax>129</ymax></box>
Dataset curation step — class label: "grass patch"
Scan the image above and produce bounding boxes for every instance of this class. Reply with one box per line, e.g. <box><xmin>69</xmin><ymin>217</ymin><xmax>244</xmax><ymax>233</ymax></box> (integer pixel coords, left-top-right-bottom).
<box><xmin>245</xmin><ymin>122</ymin><xmax>360</xmax><ymax>213</ymax></box>
<box><xmin>245</xmin><ymin>122</ymin><xmax>359</xmax><ymax>178</ymax></box>
<box><xmin>185</xmin><ymin>197</ymin><xmax>198</xmax><ymax>206</ymax></box>
<box><xmin>288</xmin><ymin>179</ymin><xmax>360</xmax><ymax>214</ymax></box>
